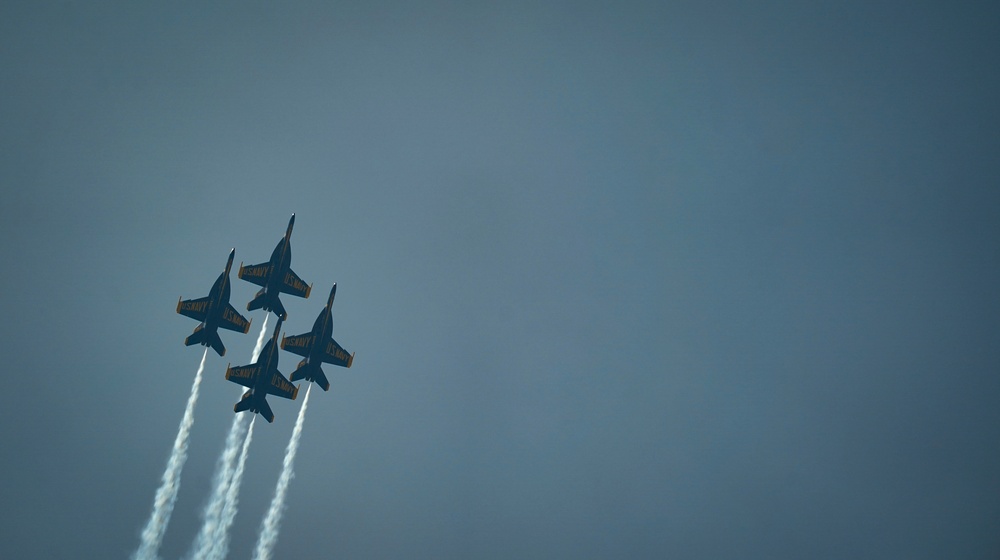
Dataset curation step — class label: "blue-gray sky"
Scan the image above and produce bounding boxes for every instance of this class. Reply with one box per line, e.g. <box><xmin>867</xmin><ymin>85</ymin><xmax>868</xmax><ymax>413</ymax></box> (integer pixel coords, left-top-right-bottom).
<box><xmin>2</xmin><ymin>1</ymin><xmax>999</xmax><ymax>558</ymax></box>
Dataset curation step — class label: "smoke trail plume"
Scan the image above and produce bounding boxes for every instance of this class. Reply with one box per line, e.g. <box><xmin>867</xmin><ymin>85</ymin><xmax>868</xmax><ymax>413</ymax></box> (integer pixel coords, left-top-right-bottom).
<box><xmin>251</xmin><ymin>315</ymin><xmax>271</xmax><ymax>363</ymax></box>
<box><xmin>252</xmin><ymin>383</ymin><xmax>313</xmax><ymax>560</ymax></box>
<box><xmin>191</xmin><ymin>316</ymin><xmax>269</xmax><ymax>560</ymax></box>
<box><xmin>190</xmin><ymin>410</ymin><xmax>248</xmax><ymax>560</ymax></box>
<box><xmin>210</xmin><ymin>415</ymin><xmax>256</xmax><ymax>560</ymax></box>
<box><xmin>133</xmin><ymin>348</ymin><xmax>209</xmax><ymax>560</ymax></box>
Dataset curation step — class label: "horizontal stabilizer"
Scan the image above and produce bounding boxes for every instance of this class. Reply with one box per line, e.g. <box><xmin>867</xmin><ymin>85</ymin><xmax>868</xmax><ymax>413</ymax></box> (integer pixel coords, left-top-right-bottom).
<box><xmin>290</xmin><ymin>361</ymin><xmax>330</xmax><ymax>391</ymax></box>
<box><xmin>315</xmin><ymin>369</ymin><xmax>330</xmax><ymax>392</ymax></box>
<box><xmin>210</xmin><ymin>332</ymin><xmax>226</xmax><ymax>357</ymax></box>
<box><xmin>258</xmin><ymin>399</ymin><xmax>274</xmax><ymax>423</ymax></box>
<box><xmin>247</xmin><ymin>290</ymin><xmax>287</xmax><ymax>320</ymax></box>
<box><xmin>272</xmin><ymin>298</ymin><xmax>287</xmax><ymax>321</ymax></box>
<box><xmin>234</xmin><ymin>395</ymin><xmax>252</xmax><ymax>413</ymax></box>
<box><xmin>184</xmin><ymin>326</ymin><xmax>226</xmax><ymax>356</ymax></box>
<box><xmin>247</xmin><ymin>289</ymin><xmax>267</xmax><ymax>313</ymax></box>
<box><xmin>289</xmin><ymin>360</ymin><xmax>310</xmax><ymax>383</ymax></box>
<box><xmin>184</xmin><ymin>325</ymin><xmax>206</xmax><ymax>347</ymax></box>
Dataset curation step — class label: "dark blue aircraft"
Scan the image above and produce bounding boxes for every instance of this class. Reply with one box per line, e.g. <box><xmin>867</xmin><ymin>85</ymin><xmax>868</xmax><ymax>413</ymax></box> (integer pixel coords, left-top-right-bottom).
<box><xmin>225</xmin><ymin>317</ymin><xmax>299</xmax><ymax>423</ymax></box>
<box><xmin>280</xmin><ymin>283</ymin><xmax>355</xmax><ymax>391</ymax></box>
<box><xmin>176</xmin><ymin>248</ymin><xmax>252</xmax><ymax>357</ymax></box>
<box><xmin>238</xmin><ymin>214</ymin><xmax>311</xmax><ymax>320</ymax></box>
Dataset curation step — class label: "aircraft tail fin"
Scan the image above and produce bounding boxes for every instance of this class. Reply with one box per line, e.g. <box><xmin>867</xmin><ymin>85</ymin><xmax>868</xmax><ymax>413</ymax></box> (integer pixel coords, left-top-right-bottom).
<box><xmin>289</xmin><ymin>360</ymin><xmax>310</xmax><ymax>383</ymax></box>
<box><xmin>247</xmin><ymin>290</ymin><xmax>287</xmax><ymax>320</ymax></box>
<box><xmin>247</xmin><ymin>289</ymin><xmax>266</xmax><ymax>313</ymax></box>
<box><xmin>185</xmin><ymin>326</ymin><xmax>226</xmax><ymax>356</ymax></box>
<box><xmin>184</xmin><ymin>326</ymin><xmax>206</xmax><ymax>347</ymax></box>
<box><xmin>314</xmin><ymin>368</ymin><xmax>330</xmax><ymax>391</ymax></box>
<box><xmin>271</xmin><ymin>298</ymin><xmax>287</xmax><ymax>321</ymax></box>
<box><xmin>290</xmin><ymin>361</ymin><xmax>330</xmax><ymax>391</ymax></box>
<box><xmin>258</xmin><ymin>399</ymin><xmax>275</xmax><ymax>423</ymax></box>
<box><xmin>234</xmin><ymin>391</ymin><xmax>253</xmax><ymax>413</ymax></box>
<box><xmin>209</xmin><ymin>332</ymin><xmax>226</xmax><ymax>357</ymax></box>
<box><xmin>234</xmin><ymin>391</ymin><xmax>275</xmax><ymax>422</ymax></box>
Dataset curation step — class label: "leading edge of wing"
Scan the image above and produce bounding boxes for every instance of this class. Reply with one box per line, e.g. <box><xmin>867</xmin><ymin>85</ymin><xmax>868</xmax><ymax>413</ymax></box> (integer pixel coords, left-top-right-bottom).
<box><xmin>177</xmin><ymin>296</ymin><xmax>210</xmax><ymax>322</ymax></box>
<box><xmin>219</xmin><ymin>303</ymin><xmax>252</xmax><ymax>334</ymax></box>
<box><xmin>279</xmin><ymin>268</ymin><xmax>311</xmax><ymax>299</ymax></box>
<box><xmin>225</xmin><ymin>363</ymin><xmax>259</xmax><ymax>388</ymax></box>
<box><xmin>238</xmin><ymin>261</ymin><xmax>270</xmax><ymax>287</ymax></box>
<box><xmin>267</xmin><ymin>371</ymin><xmax>299</xmax><ymax>400</ymax></box>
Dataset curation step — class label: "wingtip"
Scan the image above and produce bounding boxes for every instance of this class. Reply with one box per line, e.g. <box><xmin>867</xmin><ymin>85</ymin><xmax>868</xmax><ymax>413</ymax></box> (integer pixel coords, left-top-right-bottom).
<box><xmin>176</xmin><ymin>296</ymin><xmax>182</xmax><ymax>314</ymax></box>
<box><xmin>224</xmin><ymin>364</ymin><xmax>232</xmax><ymax>379</ymax></box>
<box><xmin>305</xmin><ymin>283</ymin><xmax>313</xmax><ymax>299</ymax></box>
<box><xmin>347</xmin><ymin>352</ymin><xmax>355</xmax><ymax>368</ymax></box>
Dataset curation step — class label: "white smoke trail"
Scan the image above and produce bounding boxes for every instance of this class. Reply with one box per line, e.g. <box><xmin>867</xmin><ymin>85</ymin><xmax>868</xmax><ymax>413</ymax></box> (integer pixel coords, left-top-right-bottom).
<box><xmin>210</xmin><ymin>415</ymin><xmax>257</xmax><ymax>560</ymax></box>
<box><xmin>190</xmin><ymin>408</ymin><xmax>248</xmax><ymax>560</ymax></box>
<box><xmin>251</xmin><ymin>315</ymin><xmax>271</xmax><ymax>363</ymax></box>
<box><xmin>252</xmin><ymin>383</ymin><xmax>313</xmax><ymax>560</ymax></box>
<box><xmin>191</xmin><ymin>316</ymin><xmax>269</xmax><ymax>560</ymax></box>
<box><xmin>133</xmin><ymin>348</ymin><xmax>209</xmax><ymax>560</ymax></box>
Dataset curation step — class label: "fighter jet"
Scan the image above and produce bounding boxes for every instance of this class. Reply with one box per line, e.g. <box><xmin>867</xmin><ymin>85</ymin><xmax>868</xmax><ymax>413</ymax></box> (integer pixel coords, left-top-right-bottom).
<box><xmin>176</xmin><ymin>248</ymin><xmax>252</xmax><ymax>357</ymax></box>
<box><xmin>224</xmin><ymin>317</ymin><xmax>299</xmax><ymax>423</ymax></box>
<box><xmin>238</xmin><ymin>214</ymin><xmax>311</xmax><ymax>320</ymax></box>
<box><xmin>280</xmin><ymin>283</ymin><xmax>355</xmax><ymax>391</ymax></box>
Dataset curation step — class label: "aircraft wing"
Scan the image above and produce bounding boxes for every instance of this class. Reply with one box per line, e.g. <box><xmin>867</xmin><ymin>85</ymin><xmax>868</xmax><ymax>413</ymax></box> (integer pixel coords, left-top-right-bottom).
<box><xmin>225</xmin><ymin>363</ymin><xmax>260</xmax><ymax>388</ymax></box>
<box><xmin>267</xmin><ymin>371</ymin><xmax>299</xmax><ymax>400</ymax></box>
<box><xmin>322</xmin><ymin>338</ymin><xmax>354</xmax><ymax>368</ymax></box>
<box><xmin>280</xmin><ymin>333</ymin><xmax>313</xmax><ymax>358</ymax></box>
<box><xmin>219</xmin><ymin>304</ymin><xmax>252</xmax><ymax>333</ymax></box>
<box><xmin>238</xmin><ymin>262</ymin><xmax>270</xmax><ymax>287</ymax></box>
<box><xmin>279</xmin><ymin>268</ymin><xmax>312</xmax><ymax>298</ymax></box>
<box><xmin>177</xmin><ymin>297</ymin><xmax>210</xmax><ymax>322</ymax></box>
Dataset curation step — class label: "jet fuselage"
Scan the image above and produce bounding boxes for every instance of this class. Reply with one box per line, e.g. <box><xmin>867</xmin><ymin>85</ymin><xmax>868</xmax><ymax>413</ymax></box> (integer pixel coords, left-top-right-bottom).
<box><xmin>201</xmin><ymin>258</ymin><xmax>234</xmax><ymax>332</ymax></box>
<box><xmin>259</xmin><ymin>235</ymin><xmax>293</xmax><ymax>305</ymax></box>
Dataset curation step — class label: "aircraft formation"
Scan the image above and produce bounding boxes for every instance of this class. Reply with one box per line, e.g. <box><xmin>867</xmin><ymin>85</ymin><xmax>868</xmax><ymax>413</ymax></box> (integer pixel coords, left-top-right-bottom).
<box><xmin>176</xmin><ymin>214</ymin><xmax>355</xmax><ymax>423</ymax></box>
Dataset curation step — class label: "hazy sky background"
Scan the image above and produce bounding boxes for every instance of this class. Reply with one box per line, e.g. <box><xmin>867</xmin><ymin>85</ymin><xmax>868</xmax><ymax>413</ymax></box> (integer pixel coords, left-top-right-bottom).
<box><xmin>2</xmin><ymin>1</ymin><xmax>999</xmax><ymax>558</ymax></box>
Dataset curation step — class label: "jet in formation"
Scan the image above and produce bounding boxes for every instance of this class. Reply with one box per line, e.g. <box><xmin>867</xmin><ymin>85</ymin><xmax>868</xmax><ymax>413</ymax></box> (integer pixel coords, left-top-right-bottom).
<box><xmin>225</xmin><ymin>317</ymin><xmax>299</xmax><ymax>423</ymax></box>
<box><xmin>281</xmin><ymin>283</ymin><xmax>355</xmax><ymax>391</ymax></box>
<box><xmin>238</xmin><ymin>214</ymin><xmax>311</xmax><ymax>320</ymax></box>
<box><xmin>176</xmin><ymin>249</ymin><xmax>252</xmax><ymax>357</ymax></box>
